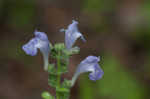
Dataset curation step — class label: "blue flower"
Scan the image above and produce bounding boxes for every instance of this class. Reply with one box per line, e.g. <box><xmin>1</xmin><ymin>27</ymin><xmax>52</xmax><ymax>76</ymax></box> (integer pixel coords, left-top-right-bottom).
<box><xmin>71</xmin><ymin>56</ymin><xmax>104</xmax><ymax>86</ymax></box>
<box><xmin>22</xmin><ymin>30</ymin><xmax>50</xmax><ymax>71</ymax></box>
<box><xmin>61</xmin><ymin>20</ymin><xmax>86</xmax><ymax>49</ymax></box>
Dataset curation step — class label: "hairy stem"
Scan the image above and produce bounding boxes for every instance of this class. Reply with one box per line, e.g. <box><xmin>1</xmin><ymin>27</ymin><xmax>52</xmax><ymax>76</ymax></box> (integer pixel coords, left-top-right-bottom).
<box><xmin>56</xmin><ymin>51</ymin><xmax>61</xmax><ymax>99</ymax></box>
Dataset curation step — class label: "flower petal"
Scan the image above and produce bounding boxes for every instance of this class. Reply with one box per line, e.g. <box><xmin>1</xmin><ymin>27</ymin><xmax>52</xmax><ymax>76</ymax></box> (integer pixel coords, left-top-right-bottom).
<box><xmin>22</xmin><ymin>38</ymin><xmax>38</xmax><ymax>56</ymax></box>
<box><xmin>34</xmin><ymin>30</ymin><xmax>49</xmax><ymax>41</ymax></box>
<box><xmin>22</xmin><ymin>30</ymin><xmax>51</xmax><ymax>71</ymax></box>
<box><xmin>89</xmin><ymin>63</ymin><xmax>104</xmax><ymax>81</ymax></box>
<box><xmin>62</xmin><ymin>20</ymin><xmax>86</xmax><ymax>49</ymax></box>
<box><xmin>71</xmin><ymin>56</ymin><xmax>103</xmax><ymax>86</ymax></box>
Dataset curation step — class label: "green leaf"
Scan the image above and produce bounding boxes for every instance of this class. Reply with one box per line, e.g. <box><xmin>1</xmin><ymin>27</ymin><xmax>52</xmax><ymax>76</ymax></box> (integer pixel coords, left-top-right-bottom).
<box><xmin>48</xmin><ymin>64</ymin><xmax>57</xmax><ymax>75</ymax></box>
<box><xmin>50</xmin><ymin>48</ymin><xmax>58</xmax><ymax>58</ymax></box>
<box><xmin>55</xmin><ymin>80</ymin><xmax>71</xmax><ymax>99</ymax></box>
<box><xmin>62</xmin><ymin>79</ymin><xmax>72</xmax><ymax>88</ymax></box>
<box><xmin>48</xmin><ymin>74</ymin><xmax>57</xmax><ymax>88</ymax></box>
<box><xmin>57</xmin><ymin>89</ymin><xmax>70</xmax><ymax>99</ymax></box>
<box><xmin>56</xmin><ymin>87</ymin><xmax>70</xmax><ymax>93</ymax></box>
<box><xmin>54</xmin><ymin>43</ymin><xmax>65</xmax><ymax>51</ymax></box>
<box><xmin>41</xmin><ymin>91</ymin><xmax>54</xmax><ymax>99</ymax></box>
<box><xmin>59</xmin><ymin>92</ymin><xmax>70</xmax><ymax>99</ymax></box>
<box><xmin>63</xmin><ymin>47</ymin><xmax>80</xmax><ymax>56</ymax></box>
<box><xmin>59</xmin><ymin>59</ymin><xmax>69</xmax><ymax>74</ymax></box>
<box><xmin>51</xmin><ymin>43</ymin><xmax>70</xmax><ymax>60</ymax></box>
<box><xmin>48</xmin><ymin>62</ymin><xmax>68</xmax><ymax>75</ymax></box>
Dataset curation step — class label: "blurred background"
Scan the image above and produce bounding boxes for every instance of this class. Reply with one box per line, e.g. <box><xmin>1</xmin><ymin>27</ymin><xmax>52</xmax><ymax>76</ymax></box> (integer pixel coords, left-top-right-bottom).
<box><xmin>0</xmin><ymin>0</ymin><xmax>150</xmax><ymax>99</ymax></box>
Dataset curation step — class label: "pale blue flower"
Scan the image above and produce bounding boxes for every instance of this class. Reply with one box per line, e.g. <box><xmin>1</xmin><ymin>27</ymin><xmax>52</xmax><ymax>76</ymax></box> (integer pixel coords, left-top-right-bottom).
<box><xmin>71</xmin><ymin>56</ymin><xmax>104</xmax><ymax>86</ymax></box>
<box><xmin>61</xmin><ymin>20</ymin><xmax>86</xmax><ymax>49</ymax></box>
<box><xmin>22</xmin><ymin>30</ymin><xmax>50</xmax><ymax>71</ymax></box>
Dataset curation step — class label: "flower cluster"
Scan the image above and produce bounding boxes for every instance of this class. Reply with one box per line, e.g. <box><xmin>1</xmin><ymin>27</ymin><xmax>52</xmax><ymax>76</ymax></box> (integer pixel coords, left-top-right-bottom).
<box><xmin>22</xmin><ymin>20</ymin><xmax>104</xmax><ymax>99</ymax></box>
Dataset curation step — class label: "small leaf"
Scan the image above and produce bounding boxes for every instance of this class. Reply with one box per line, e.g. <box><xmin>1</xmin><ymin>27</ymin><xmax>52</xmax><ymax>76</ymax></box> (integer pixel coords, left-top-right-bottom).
<box><xmin>48</xmin><ymin>74</ymin><xmax>57</xmax><ymax>88</ymax></box>
<box><xmin>56</xmin><ymin>87</ymin><xmax>70</xmax><ymax>93</ymax></box>
<box><xmin>56</xmin><ymin>87</ymin><xmax>70</xmax><ymax>99</ymax></box>
<box><xmin>63</xmin><ymin>46</ymin><xmax>80</xmax><ymax>56</ymax></box>
<box><xmin>41</xmin><ymin>91</ymin><xmax>54</xmax><ymax>99</ymax></box>
<box><xmin>48</xmin><ymin>64</ymin><xmax>57</xmax><ymax>75</ymax></box>
<box><xmin>59</xmin><ymin>92</ymin><xmax>70</xmax><ymax>99</ymax></box>
<box><xmin>48</xmin><ymin>63</ymin><xmax>68</xmax><ymax>75</ymax></box>
<box><xmin>62</xmin><ymin>79</ymin><xmax>72</xmax><ymax>88</ymax></box>
<box><xmin>54</xmin><ymin>43</ymin><xmax>65</xmax><ymax>51</ymax></box>
<box><xmin>59</xmin><ymin>59</ymin><xmax>69</xmax><ymax>74</ymax></box>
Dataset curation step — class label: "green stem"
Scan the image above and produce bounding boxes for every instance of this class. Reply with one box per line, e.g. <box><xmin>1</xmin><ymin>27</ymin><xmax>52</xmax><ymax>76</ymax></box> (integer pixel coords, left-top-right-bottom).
<box><xmin>56</xmin><ymin>51</ymin><xmax>61</xmax><ymax>99</ymax></box>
